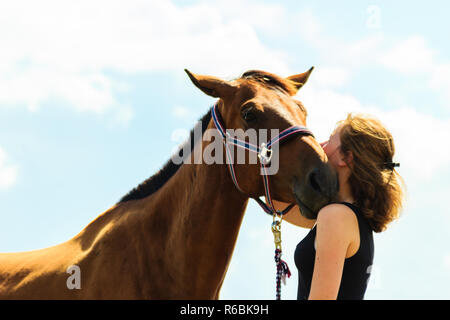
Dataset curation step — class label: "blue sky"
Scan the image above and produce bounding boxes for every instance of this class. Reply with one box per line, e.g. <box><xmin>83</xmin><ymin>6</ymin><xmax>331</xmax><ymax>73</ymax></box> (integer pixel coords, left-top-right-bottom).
<box><xmin>1</xmin><ymin>0</ymin><xmax>450</xmax><ymax>299</ymax></box>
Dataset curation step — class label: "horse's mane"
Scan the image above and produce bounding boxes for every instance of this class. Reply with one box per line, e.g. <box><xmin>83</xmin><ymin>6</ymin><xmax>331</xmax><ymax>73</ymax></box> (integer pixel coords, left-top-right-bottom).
<box><xmin>118</xmin><ymin>109</ymin><xmax>212</xmax><ymax>203</ymax></box>
<box><xmin>118</xmin><ymin>70</ymin><xmax>295</xmax><ymax>204</ymax></box>
<box><xmin>241</xmin><ymin>70</ymin><xmax>298</xmax><ymax>96</ymax></box>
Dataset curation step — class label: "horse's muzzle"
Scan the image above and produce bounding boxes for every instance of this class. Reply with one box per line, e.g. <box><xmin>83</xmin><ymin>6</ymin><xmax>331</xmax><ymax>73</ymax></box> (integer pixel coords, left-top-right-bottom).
<box><xmin>293</xmin><ymin>163</ymin><xmax>339</xmax><ymax>219</ymax></box>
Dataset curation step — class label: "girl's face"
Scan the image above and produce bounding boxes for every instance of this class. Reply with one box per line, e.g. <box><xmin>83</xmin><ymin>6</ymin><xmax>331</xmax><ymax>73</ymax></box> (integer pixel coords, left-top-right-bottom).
<box><xmin>320</xmin><ymin>125</ymin><xmax>344</xmax><ymax>169</ymax></box>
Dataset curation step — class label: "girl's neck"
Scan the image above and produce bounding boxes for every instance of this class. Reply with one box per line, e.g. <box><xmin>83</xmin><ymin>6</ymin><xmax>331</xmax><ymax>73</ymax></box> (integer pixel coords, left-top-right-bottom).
<box><xmin>337</xmin><ymin>174</ymin><xmax>354</xmax><ymax>204</ymax></box>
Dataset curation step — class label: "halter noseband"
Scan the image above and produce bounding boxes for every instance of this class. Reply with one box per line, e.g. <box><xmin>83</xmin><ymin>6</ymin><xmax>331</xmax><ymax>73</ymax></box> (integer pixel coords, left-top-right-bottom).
<box><xmin>211</xmin><ymin>103</ymin><xmax>314</xmax><ymax>217</ymax></box>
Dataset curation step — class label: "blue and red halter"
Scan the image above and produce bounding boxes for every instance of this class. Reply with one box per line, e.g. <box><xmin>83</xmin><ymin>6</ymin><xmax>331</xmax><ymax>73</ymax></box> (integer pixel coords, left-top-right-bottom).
<box><xmin>211</xmin><ymin>102</ymin><xmax>314</xmax><ymax>217</ymax></box>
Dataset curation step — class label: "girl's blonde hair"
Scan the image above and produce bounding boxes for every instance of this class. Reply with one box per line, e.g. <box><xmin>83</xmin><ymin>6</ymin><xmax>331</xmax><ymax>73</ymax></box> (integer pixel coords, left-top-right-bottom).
<box><xmin>338</xmin><ymin>113</ymin><xmax>405</xmax><ymax>232</ymax></box>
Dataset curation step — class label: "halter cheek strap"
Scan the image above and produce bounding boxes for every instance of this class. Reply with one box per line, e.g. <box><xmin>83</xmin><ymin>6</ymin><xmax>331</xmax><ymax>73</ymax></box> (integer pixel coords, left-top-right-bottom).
<box><xmin>211</xmin><ymin>103</ymin><xmax>314</xmax><ymax>217</ymax></box>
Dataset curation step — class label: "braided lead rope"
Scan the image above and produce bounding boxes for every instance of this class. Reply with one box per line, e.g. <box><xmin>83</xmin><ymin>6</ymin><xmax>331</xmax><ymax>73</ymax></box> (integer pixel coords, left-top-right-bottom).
<box><xmin>275</xmin><ymin>248</ymin><xmax>291</xmax><ymax>300</ymax></box>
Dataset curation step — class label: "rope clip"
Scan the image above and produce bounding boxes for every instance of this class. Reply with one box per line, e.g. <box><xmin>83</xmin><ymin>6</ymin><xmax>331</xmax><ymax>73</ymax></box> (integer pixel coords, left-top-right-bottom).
<box><xmin>271</xmin><ymin>220</ymin><xmax>282</xmax><ymax>250</ymax></box>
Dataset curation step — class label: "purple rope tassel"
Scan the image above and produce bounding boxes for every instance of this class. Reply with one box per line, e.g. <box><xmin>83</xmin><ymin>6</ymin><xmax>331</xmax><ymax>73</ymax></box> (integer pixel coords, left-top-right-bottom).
<box><xmin>274</xmin><ymin>248</ymin><xmax>291</xmax><ymax>300</ymax></box>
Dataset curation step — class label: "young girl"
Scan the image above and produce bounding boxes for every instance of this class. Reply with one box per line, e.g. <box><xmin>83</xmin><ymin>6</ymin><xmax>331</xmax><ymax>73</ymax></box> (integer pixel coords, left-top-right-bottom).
<box><xmin>274</xmin><ymin>113</ymin><xmax>404</xmax><ymax>300</ymax></box>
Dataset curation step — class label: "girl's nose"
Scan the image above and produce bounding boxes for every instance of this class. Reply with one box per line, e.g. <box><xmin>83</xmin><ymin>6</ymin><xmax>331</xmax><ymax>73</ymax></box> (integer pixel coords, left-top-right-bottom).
<box><xmin>320</xmin><ymin>141</ymin><xmax>328</xmax><ymax>148</ymax></box>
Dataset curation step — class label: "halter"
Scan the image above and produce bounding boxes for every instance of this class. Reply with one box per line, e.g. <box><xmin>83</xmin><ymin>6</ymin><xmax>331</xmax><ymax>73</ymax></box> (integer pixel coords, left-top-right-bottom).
<box><xmin>211</xmin><ymin>103</ymin><xmax>314</xmax><ymax>217</ymax></box>
<box><xmin>211</xmin><ymin>102</ymin><xmax>315</xmax><ymax>300</ymax></box>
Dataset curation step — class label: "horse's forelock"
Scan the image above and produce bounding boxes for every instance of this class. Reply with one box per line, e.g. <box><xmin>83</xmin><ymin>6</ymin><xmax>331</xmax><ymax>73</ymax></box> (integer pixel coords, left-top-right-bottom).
<box><xmin>240</xmin><ymin>70</ymin><xmax>298</xmax><ymax>96</ymax></box>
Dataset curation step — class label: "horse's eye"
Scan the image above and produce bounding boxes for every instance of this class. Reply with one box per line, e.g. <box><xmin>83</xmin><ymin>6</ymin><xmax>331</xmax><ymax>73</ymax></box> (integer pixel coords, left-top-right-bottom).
<box><xmin>242</xmin><ymin>108</ymin><xmax>257</xmax><ymax>122</ymax></box>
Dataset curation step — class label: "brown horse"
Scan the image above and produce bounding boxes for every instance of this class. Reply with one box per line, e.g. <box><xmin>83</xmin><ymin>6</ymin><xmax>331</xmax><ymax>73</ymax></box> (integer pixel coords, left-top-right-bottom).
<box><xmin>0</xmin><ymin>68</ymin><xmax>337</xmax><ymax>299</ymax></box>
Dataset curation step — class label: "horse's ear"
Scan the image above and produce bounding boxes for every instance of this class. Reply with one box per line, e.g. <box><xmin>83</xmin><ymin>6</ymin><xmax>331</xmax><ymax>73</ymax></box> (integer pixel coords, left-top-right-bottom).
<box><xmin>286</xmin><ymin>66</ymin><xmax>314</xmax><ymax>91</ymax></box>
<box><xmin>184</xmin><ymin>69</ymin><xmax>237</xmax><ymax>98</ymax></box>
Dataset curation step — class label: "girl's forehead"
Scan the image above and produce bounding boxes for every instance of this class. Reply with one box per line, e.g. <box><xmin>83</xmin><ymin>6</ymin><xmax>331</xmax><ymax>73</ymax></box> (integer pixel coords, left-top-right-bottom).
<box><xmin>330</xmin><ymin>124</ymin><xmax>343</xmax><ymax>138</ymax></box>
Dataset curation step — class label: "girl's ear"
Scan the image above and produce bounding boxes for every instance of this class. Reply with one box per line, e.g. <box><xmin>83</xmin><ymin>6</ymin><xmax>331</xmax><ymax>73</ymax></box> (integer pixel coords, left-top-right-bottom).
<box><xmin>341</xmin><ymin>150</ymin><xmax>354</xmax><ymax>168</ymax></box>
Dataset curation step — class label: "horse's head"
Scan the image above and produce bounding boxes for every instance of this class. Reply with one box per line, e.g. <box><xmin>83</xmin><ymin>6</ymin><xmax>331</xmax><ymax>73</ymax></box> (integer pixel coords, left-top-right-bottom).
<box><xmin>185</xmin><ymin>68</ymin><xmax>338</xmax><ymax>219</ymax></box>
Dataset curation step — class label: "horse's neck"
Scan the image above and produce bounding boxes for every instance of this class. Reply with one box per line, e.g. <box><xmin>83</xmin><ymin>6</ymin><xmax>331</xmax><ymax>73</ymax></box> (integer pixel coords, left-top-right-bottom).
<box><xmin>136</xmin><ymin>149</ymin><xmax>249</xmax><ymax>297</ymax></box>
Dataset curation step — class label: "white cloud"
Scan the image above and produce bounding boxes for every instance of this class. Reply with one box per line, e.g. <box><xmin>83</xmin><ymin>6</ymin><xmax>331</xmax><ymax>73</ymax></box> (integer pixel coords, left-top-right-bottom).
<box><xmin>299</xmin><ymin>86</ymin><xmax>366</xmax><ymax>142</ymax></box>
<box><xmin>374</xmin><ymin>107</ymin><xmax>450</xmax><ymax>181</ymax></box>
<box><xmin>296</xmin><ymin>8</ymin><xmax>324</xmax><ymax>48</ymax></box>
<box><xmin>343</xmin><ymin>34</ymin><xmax>385</xmax><ymax>67</ymax></box>
<box><xmin>375</xmin><ymin>35</ymin><xmax>450</xmax><ymax>109</ymax></box>
<box><xmin>293</xmin><ymin>12</ymin><xmax>450</xmax><ymax>182</ymax></box>
<box><xmin>0</xmin><ymin>68</ymin><xmax>117</xmax><ymax>113</ymax></box>
<box><xmin>0</xmin><ymin>0</ymin><xmax>290</xmax><ymax>114</ymax></box>
<box><xmin>297</xmin><ymin>83</ymin><xmax>450</xmax><ymax>182</ymax></box>
<box><xmin>0</xmin><ymin>148</ymin><xmax>18</xmax><ymax>190</ymax></box>
<box><xmin>377</xmin><ymin>35</ymin><xmax>436</xmax><ymax>74</ymax></box>
<box><xmin>296</xmin><ymin>10</ymin><xmax>450</xmax><ymax>114</ymax></box>
<box><xmin>309</xmin><ymin>66</ymin><xmax>351</xmax><ymax>88</ymax></box>
<box><xmin>296</xmin><ymin>9</ymin><xmax>384</xmax><ymax>69</ymax></box>
<box><xmin>430</xmin><ymin>63</ymin><xmax>450</xmax><ymax>102</ymax></box>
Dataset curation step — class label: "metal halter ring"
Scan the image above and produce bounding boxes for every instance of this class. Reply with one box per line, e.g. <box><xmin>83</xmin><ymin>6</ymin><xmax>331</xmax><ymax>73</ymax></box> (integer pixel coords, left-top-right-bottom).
<box><xmin>258</xmin><ymin>142</ymin><xmax>273</xmax><ymax>165</ymax></box>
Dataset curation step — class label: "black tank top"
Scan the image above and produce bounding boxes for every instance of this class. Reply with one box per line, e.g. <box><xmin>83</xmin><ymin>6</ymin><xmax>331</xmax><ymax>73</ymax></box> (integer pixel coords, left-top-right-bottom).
<box><xmin>294</xmin><ymin>202</ymin><xmax>374</xmax><ymax>300</ymax></box>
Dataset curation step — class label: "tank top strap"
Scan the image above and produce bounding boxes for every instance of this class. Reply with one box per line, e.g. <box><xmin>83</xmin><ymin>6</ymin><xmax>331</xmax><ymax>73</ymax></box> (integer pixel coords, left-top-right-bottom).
<box><xmin>339</xmin><ymin>202</ymin><xmax>364</xmax><ymax>223</ymax></box>
<box><xmin>338</xmin><ymin>202</ymin><xmax>373</xmax><ymax>238</ymax></box>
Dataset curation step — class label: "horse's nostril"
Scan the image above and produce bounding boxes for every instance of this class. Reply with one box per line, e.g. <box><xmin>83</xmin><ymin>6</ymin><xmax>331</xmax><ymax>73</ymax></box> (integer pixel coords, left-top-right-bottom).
<box><xmin>309</xmin><ymin>170</ymin><xmax>322</xmax><ymax>193</ymax></box>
